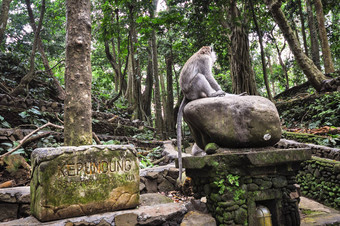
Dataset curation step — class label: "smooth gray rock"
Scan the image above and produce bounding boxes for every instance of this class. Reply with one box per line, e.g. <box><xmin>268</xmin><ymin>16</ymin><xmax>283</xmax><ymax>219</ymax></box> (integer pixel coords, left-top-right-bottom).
<box><xmin>180</xmin><ymin>211</ymin><xmax>216</xmax><ymax>226</ymax></box>
<box><xmin>183</xmin><ymin>95</ymin><xmax>282</xmax><ymax>149</ymax></box>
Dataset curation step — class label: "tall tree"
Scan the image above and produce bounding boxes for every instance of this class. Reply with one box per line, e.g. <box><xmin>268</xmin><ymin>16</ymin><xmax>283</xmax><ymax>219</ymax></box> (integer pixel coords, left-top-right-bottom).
<box><xmin>221</xmin><ymin>1</ymin><xmax>258</xmax><ymax>95</ymax></box>
<box><xmin>314</xmin><ymin>0</ymin><xmax>335</xmax><ymax>73</ymax></box>
<box><xmin>150</xmin><ymin>0</ymin><xmax>164</xmax><ymax>136</ymax></box>
<box><xmin>250</xmin><ymin>0</ymin><xmax>272</xmax><ymax>100</ymax></box>
<box><xmin>269</xmin><ymin>27</ymin><xmax>289</xmax><ymax>89</ymax></box>
<box><xmin>64</xmin><ymin>0</ymin><xmax>92</xmax><ymax>146</ymax></box>
<box><xmin>266</xmin><ymin>0</ymin><xmax>326</xmax><ymax>91</ymax></box>
<box><xmin>10</xmin><ymin>0</ymin><xmax>46</xmax><ymax>97</ymax></box>
<box><xmin>165</xmin><ymin>51</ymin><xmax>175</xmax><ymax>136</ymax></box>
<box><xmin>297</xmin><ymin>0</ymin><xmax>308</xmax><ymax>55</ymax></box>
<box><xmin>306</xmin><ymin>0</ymin><xmax>321</xmax><ymax>69</ymax></box>
<box><xmin>25</xmin><ymin>0</ymin><xmax>65</xmax><ymax>101</ymax></box>
<box><xmin>126</xmin><ymin>1</ymin><xmax>143</xmax><ymax>119</ymax></box>
<box><xmin>141</xmin><ymin>46</ymin><xmax>153</xmax><ymax>125</ymax></box>
<box><xmin>0</xmin><ymin>0</ymin><xmax>12</xmax><ymax>46</ymax></box>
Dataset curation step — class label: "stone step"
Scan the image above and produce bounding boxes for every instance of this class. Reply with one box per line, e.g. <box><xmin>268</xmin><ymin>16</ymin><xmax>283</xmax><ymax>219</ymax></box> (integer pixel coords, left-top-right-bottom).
<box><xmin>1</xmin><ymin>195</ymin><xmax>186</xmax><ymax>225</ymax></box>
<box><xmin>0</xmin><ymin>192</ymin><xmax>216</xmax><ymax>226</ymax></box>
<box><xmin>1</xmin><ymin>186</ymin><xmax>340</xmax><ymax>225</ymax></box>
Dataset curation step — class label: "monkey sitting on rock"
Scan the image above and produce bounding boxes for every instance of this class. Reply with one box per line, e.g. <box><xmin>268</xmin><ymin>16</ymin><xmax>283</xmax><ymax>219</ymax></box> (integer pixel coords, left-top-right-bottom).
<box><xmin>176</xmin><ymin>46</ymin><xmax>242</xmax><ymax>183</ymax></box>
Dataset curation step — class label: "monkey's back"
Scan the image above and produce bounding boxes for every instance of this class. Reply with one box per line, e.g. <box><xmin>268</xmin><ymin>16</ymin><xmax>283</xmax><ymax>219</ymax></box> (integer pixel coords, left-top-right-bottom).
<box><xmin>179</xmin><ymin>53</ymin><xmax>212</xmax><ymax>93</ymax></box>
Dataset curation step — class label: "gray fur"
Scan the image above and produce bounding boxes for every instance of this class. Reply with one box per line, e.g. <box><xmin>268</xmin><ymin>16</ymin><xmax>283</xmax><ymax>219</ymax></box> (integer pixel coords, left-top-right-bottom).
<box><xmin>177</xmin><ymin>46</ymin><xmax>226</xmax><ymax>183</ymax></box>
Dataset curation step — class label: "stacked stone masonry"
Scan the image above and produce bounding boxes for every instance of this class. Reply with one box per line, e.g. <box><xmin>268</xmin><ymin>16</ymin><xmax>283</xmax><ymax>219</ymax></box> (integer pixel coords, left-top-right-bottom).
<box><xmin>297</xmin><ymin>157</ymin><xmax>340</xmax><ymax>209</ymax></box>
<box><xmin>276</xmin><ymin>139</ymin><xmax>340</xmax><ymax>161</ymax></box>
<box><xmin>187</xmin><ymin>170</ymin><xmax>301</xmax><ymax>225</ymax></box>
<box><xmin>182</xmin><ymin>148</ymin><xmax>310</xmax><ymax>226</ymax></box>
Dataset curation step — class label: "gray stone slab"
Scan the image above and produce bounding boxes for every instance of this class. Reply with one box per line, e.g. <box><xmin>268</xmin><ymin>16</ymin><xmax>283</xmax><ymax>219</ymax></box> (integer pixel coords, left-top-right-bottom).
<box><xmin>0</xmin><ymin>186</ymin><xmax>30</xmax><ymax>203</ymax></box>
<box><xmin>0</xmin><ymin>202</ymin><xmax>188</xmax><ymax>226</ymax></box>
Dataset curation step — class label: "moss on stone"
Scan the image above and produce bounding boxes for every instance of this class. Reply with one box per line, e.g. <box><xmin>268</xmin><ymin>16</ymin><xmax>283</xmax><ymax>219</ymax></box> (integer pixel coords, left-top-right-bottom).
<box><xmin>31</xmin><ymin>145</ymin><xmax>139</xmax><ymax>221</ymax></box>
<box><xmin>205</xmin><ymin>143</ymin><xmax>219</xmax><ymax>154</ymax></box>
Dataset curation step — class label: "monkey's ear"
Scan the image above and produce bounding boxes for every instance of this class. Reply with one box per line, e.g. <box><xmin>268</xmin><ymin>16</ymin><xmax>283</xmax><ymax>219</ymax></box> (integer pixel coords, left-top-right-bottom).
<box><xmin>210</xmin><ymin>44</ymin><xmax>214</xmax><ymax>52</ymax></box>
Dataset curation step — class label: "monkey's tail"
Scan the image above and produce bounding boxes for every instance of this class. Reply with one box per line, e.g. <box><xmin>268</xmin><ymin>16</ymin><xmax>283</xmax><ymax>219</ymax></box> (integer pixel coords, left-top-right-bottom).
<box><xmin>176</xmin><ymin>97</ymin><xmax>189</xmax><ymax>184</ymax></box>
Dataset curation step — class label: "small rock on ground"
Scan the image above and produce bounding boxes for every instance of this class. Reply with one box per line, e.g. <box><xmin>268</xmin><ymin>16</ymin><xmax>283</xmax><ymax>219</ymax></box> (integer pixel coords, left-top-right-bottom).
<box><xmin>180</xmin><ymin>211</ymin><xmax>216</xmax><ymax>226</ymax></box>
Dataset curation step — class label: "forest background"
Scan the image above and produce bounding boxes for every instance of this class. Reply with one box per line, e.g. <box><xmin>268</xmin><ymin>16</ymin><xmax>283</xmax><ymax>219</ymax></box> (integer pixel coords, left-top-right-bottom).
<box><xmin>0</xmin><ymin>0</ymin><xmax>339</xmax><ymax>174</ymax></box>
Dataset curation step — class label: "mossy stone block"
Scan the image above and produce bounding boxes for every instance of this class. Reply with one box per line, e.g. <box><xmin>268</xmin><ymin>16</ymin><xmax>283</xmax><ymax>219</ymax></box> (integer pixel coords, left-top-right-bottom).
<box><xmin>30</xmin><ymin>145</ymin><xmax>139</xmax><ymax>222</ymax></box>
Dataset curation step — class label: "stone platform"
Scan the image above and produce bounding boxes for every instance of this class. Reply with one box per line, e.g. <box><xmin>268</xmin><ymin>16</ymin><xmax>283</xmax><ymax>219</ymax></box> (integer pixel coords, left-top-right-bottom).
<box><xmin>181</xmin><ymin>147</ymin><xmax>312</xmax><ymax>225</ymax></box>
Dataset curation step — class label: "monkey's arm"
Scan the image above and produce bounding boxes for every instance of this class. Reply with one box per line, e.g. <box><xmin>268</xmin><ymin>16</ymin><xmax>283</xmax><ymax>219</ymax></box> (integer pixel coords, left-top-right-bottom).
<box><xmin>205</xmin><ymin>73</ymin><xmax>223</xmax><ymax>92</ymax></box>
<box><xmin>200</xmin><ymin>57</ymin><xmax>223</xmax><ymax>92</ymax></box>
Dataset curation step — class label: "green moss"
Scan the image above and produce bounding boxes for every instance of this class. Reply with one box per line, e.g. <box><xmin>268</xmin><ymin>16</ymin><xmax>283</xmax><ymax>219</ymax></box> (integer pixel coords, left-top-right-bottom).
<box><xmin>205</xmin><ymin>143</ymin><xmax>219</xmax><ymax>154</ymax></box>
<box><xmin>31</xmin><ymin>146</ymin><xmax>139</xmax><ymax>214</ymax></box>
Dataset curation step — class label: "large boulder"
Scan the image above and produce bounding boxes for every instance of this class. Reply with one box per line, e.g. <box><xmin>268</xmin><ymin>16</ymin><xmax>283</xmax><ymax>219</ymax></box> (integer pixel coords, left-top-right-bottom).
<box><xmin>183</xmin><ymin>95</ymin><xmax>281</xmax><ymax>150</ymax></box>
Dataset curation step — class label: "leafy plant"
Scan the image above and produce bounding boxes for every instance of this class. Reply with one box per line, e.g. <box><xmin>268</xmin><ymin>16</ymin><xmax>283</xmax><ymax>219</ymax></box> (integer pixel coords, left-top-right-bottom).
<box><xmin>0</xmin><ymin>115</ymin><xmax>11</xmax><ymax>128</ymax></box>
<box><xmin>18</xmin><ymin>107</ymin><xmax>47</xmax><ymax>126</ymax></box>
<box><xmin>0</xmin><ymin>141</ymin><xmax>25</xmax><ymax>155</ymax></box>
<box><xmin>138</xmin><ymin>155</ymin><xmax>154</xmax><ymax>169</ymax></box>
<box><xmin>133</xmin><ymin>130</ymin><xmax>155</xmax><ymax>140</ymax></box>
<box><xmin>102</xmin><ymin>140</ymin><xmax>121</xmax><ymax>145</ymax></box>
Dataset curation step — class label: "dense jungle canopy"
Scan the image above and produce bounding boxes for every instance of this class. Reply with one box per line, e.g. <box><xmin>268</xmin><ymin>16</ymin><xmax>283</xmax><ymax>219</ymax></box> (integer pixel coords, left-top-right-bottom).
<box><xmin>0</xmin><ymin>0</ymin><xmax>339</xmax><ymax>166</ymax></box>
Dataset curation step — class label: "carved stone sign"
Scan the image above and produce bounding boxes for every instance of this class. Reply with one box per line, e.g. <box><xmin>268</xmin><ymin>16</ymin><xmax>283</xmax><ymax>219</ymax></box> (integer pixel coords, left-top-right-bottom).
<box><xmin>30</xmin><ymin>145</ymin><xmax>139</xmax><ymax>222</ymax></box>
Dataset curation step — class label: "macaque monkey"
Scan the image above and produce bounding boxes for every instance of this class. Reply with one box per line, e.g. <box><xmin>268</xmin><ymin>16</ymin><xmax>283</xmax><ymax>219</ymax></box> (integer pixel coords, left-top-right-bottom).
<box><xmin>176</xmin><ymin>46</ymin><xmax>226</xmax><ymax>183</ymax></box>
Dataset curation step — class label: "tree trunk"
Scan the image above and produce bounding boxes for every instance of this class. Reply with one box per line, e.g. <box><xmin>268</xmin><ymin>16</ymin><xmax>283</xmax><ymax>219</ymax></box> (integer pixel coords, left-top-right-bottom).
<box><xmin>314</xmin><ymin>0</ymin><xmax>335</xmax><ymax>74</ymax></box>
<box><xmin>150</xmin><ymin>0</ymin><xmax>163</xmax><ymax>136</ymax></box>
<box><xmin>0</xmin><ymin>0</ymin><xmax>12</xmax><ymax>45</ymax></box>
<box><xmin>165</xmin><ymin>53</ymin><xmax>175</xmax><ymax>136</ymax></box>
<box><xmin>25</xmin><ymin>0</ymin><xmax>65</xmax><ymax>101</ymax></box>
<box><xmin>113</xmin><ymin>10</ymin><xmax>127</xmax><ymax>95</ymax></box>
<box><xmin>250</xmin><ymin>0</ymin><xmax>272</xmax><ymax>100</ymax></box>
<box><xmin>10</xmin><ymin>0</ymin><xmax>45</xmax><ymax>97</ymax></box>
<box><xmin>151</xmin><ymin>30</ymin><xmax>163</xmax><ymax>136</ymax></box>
<box><xmin>222</xmin><ymin>1</ymin><xmax>258</xmax><ymax>95</ymax></box>
<box><xmin>64</xmin><ymin>0</ymin><xmax>92</xmax><ymax>146</ymax></box>
<box><xmin>266</xmin><ymin>55</ymin><xmax>276</xmax><ymax>96</ymax></box>
<box><xmin>127</xmin><ymin>3</ymin><xmax>142</xmax><ymax>120</ymax></box>
<box><xmin>306</xmin><ymin>0</ymin><xmax>321</xmax><ymax>70</ymax></box>
<box><xmin>270</xmin><ymin>28</ymin><xmax>289</xmax><ymax>89</ymax></box>
<box><xmin>159</xmin><ymin>61</ymin><xmax>167</xmax><ymax>136</ymax></box>
<box><xmin>141</xmin><ymin>47</ymin><xmax>153</xmax><ymax>125</ymax></box>
<box><xmin>266</xmin><ymin>0</ymin><xmax>326</xmax><ymax>91</ymax></box>
<box><xmin>298</xmin><ymin>0</ymin><xmax>308</xmax><ymax>56</ymax></box>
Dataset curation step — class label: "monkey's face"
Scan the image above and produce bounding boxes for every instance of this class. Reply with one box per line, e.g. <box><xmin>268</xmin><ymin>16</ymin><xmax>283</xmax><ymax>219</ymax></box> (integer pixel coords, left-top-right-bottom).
<box><xmin>199</xmin><ymin>46</ymin><xmax>217</xmax><ymax>63</ymax></box>
<box><xmin>199</xmin><ymin>46</ymin><xmax>212</xmax><ymax>55</ymax></box>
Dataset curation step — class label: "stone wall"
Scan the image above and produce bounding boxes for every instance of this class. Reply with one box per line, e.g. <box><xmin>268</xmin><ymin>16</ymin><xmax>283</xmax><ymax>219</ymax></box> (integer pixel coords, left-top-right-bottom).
<box><xmin>182</xmin><ymin>149</ymin><xmax>309</xmax><ymax>226</ymax></box>
<box><xmin>188</xmin><ymin>170</ymin><xmax>301</xmax><ymax>225</ymax></box>
<box><xmin>140</xmin><ymin>165</ymin><xmax>179</xmax><ymax>194</ymax></box>
<box><xmin>276</xmin><ymin>139</ymin><xmax>340</xmax><ymax>161</ymax></box>
<box><xmin>297</xmin><ymin>157</ymin><xmax>340</xmax><ymax>209</ymax></box>
<box><xmin>0</xmin><ymin>187</ymin><xmax>30</xmax><ymax>222</ymax></box>
<box><xmin>0</xmin><ymin>94</ymin><xmax>63</xmax><ymax>113</ymax></box>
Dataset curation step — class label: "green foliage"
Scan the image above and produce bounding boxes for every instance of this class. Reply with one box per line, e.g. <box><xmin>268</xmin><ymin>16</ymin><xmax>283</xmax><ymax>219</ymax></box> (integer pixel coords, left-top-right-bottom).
<box><xmin>133</xmin><ymin>130</ymin><xmax>155</xmax><ymax>140</ymax></box>
<box><xmin>138</xmin><ymin>154</ymin><xmax>154</xmax><ymax>169</ymax></box>
<box><xmin>18</xmin><ymin>107</ymin><xmax>48</xmax><ymax>126</ymax></box>
<box><xmin>282</xmin><ymin>131</ymin><xmax>339</xmax><ymax>148</ymax></box>
<box><xmin>37</xmin><ymin>135</ymin><xmax>62</xmax><ymax>148</ymax></box>
<box><xmin>137</xmin><ymin>146</ymin><xmax>163</xmax><ymax>169</ymax></box>
<box><xmin>101</xmin><ymin>140</ymin><xmax>121</xmax><ymax>145</ymax></box>
<box><xmin>280</xmin><ymin>92</ymin><xmax>340</xmax><ymax>128</ymax></box>
<box><xmin>0</xmin><ymin>141</ymin><xmax>25</xmax><ymax>155</ymax></box>
<box><xmin>214</xmin><ymin>172</ymin><xmax>245</xmax><ymax>201</ymax></box>
<box><xmin>0</xmin><ymin>115</ymin><xmax>11</xmax><ymax>128</ymax></box>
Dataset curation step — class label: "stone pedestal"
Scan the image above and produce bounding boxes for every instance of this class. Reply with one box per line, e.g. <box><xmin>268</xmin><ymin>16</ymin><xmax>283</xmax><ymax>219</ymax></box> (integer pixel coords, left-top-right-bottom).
<box><xmin>30</xmin><ymin>145</ymin><xmax>140</xmax><ymax>222</ymax></box>
<box><xmin>181</xmin><ymin>148</ymin><xmax>311</xmax><ymax>225</ymax></box>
